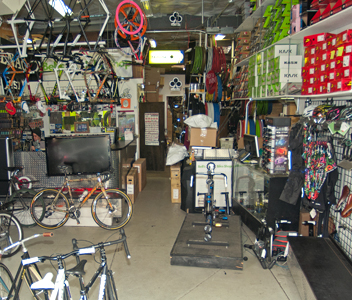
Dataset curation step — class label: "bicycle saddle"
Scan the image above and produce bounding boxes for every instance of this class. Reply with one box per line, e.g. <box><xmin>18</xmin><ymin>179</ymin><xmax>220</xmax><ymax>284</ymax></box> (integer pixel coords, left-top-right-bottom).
<box><xmin>31</xmin><ymin>272</ymin><xmax>55</xmax><ymax>290</ymax></box>
<box><xmin>66</xmin><ymin>259</ymin><xmax>87</xmax><ymax>276</ymax></box>
<box><xmin>336</xmin><ymin>185</ymin><xmax>350</xmax><ymax>209</ymax></box>
<box><xmin>341</xmin><ymin>194</ymin><xmax>352</xmax><ymax>218</ymax></box>
<box><xmin>5</xmin><ymin>166</ymin><xmax>23</xmax><ymax>172</ymax></box>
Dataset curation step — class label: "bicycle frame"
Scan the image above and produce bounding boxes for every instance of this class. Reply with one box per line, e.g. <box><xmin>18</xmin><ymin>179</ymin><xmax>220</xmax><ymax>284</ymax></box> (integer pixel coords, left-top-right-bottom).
<box><xmin>1</xmin><ymin>233</ymin><xmax>53</xmax><ymax>300</ymax></box>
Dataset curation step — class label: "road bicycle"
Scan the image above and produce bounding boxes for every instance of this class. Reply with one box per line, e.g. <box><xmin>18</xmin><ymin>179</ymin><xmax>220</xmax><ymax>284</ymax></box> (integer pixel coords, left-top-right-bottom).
<box><xmin>30</xmin><ymin>166</ymin><xmax>133</xmax><ymax>230</ymax></box>
<box><xmin>0</xmin><ymin>211</ymin><xmax>22</xmax><ymax>258</ymax></box>
<box><xmin>29</xmin><ymin>228</ymin><xmax>130</xmax><ymax>300</ymax></box>
<box><xmin>0</xmin><ymin>232</ymin><xmax>53</xmax><ymax>300</ymax></box>
<box><xmin>0</xmin><ymin>166</ymin><xmax>44</xmax><ymax>228</ymax></box>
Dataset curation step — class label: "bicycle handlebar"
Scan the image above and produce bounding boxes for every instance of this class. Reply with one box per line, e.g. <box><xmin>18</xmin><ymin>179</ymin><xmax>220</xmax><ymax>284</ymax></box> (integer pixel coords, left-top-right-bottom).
<box><xmin>23</xmin><ymin>230</ymin><xmax>130</xmax><ymax>265</ymax></box>
<box><xmin>1</xmin><ymin>232</ymin><xmax>53</xmax><ymax>254</ymax></box>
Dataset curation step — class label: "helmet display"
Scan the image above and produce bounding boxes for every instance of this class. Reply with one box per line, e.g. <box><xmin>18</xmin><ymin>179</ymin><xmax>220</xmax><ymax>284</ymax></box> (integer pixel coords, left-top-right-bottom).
<box><xmin>302</xmin><ymin>104</ymin><xmax>318</xmax><ymax>117</ymax></box>
<box><xmin>312</xmin><ymin>105</ymin><xmax>332</xmax><ymax>123</ymax></box>
<box><xmin>340</xmin><ymin>106</ymin><xmax>352</xmax><ymax>121</ymax></box>
<box><xmin>326</xmin><ymin>106</ymin><xmax>346</xmax><ymax>121</ymax></box>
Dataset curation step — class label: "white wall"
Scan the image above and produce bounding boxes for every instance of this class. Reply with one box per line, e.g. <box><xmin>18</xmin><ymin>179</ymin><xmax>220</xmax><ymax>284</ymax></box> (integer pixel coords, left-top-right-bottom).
<box><xmin>159</xmin><ymin>74</ymin><xmax>186</xmax><ymax>127</ymax></box>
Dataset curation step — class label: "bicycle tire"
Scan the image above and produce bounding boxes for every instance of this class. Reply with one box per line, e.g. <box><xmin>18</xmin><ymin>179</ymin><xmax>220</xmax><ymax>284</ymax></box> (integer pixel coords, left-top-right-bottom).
<box><xmin>91</xmin><ymin>189</ymin><xmax>132</xmax><ymax>230</ymax></box>
<box><xmin>15</xmin><ymin>176</ymin><xmax>32</xmax><ymax>190</ymax></box>
<box><xmin>7</xmin><ymin>189</ymin><xmax>43</xmax><ymax>228</ymax></box>
<box><xmin>0</xmin><ymin>262</ymin><xmax>13</xmax><ymax>298</ymax></box>
<box><xmin>0</xmin><ymin>212</ymin><xmax>23</xmax><ymax>258</ymax></box>
<box><xmin>105</xmin><ymin>270</ymin><xmax>118</xmax><ymax>300</ymax></box>
<box><xmin>30</xmin><ymin>189</ymin><xmax>70</xmax><ymax>230</ymax></box>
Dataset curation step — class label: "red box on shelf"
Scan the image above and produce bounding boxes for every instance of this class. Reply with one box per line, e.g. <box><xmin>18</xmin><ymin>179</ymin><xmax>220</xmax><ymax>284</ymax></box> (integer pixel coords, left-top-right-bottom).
<box><xmin>329</xmin><ymin>70</ymin><xmax>337</xmax><ymax>81</ymax></box>
<box><xmin>308</xmin><ymin>66</ymin><xmax>316</xmax><ymax>75</ymax></box>
<box><xmin>336</xmin><ymin>69</ymin><xmax>343</xmax><ymax>79</ymax></box>
<box><xmin>304</xmin><ymin>56</ymin><xmax>311</xmax><ymax>66</ymax></box>
<box><xmin>321</xmin><ymin>4</ymin><xmax>335</xmax><ymax>20</ymax></box>
<box><xmin>326</xmin><ymin>36</ymin><xmax>337</xmax><ymax>50</ymax></box>
<box><xmin>342</xmin><ymin>67</ymin><xmax>352</xmax><ymax>78</ymax></box>
<box><xmin>327</xmin><ymin>81</ymin><xmax>337</xmax><ymax>92</ymax></box>
<box><xmin>320</xmin><ymin>63</ymin><xmax>328</xmax><ymax>73</ymax></box>
<box><xmin>304</xmin><ymin>46</ymin><xmax>313</xmax><ymax>58</ymax></box>
<box><xmin>320</xmin><ymin>72</ymin><xmax>329</xmax><ymax>83</ymax></box>
<box><xmin>315</xmin><ymin>42</ymin><xmax>323</xmax><ymax>54</ymax></box>
<box><xmin>302</xmin><ymin>67</ymin><xmax>310</xmax><ymax>77</ymax></box>
<box><xmin>332</xmin><ymin>0</ymin><xmax>344</xmax><ymax>13</ymax></box>
<box><xmin>337</xmin><ymin>30</ymin><xmax>352</xmax><ymax>46</ymax></box>
<box><xmin>344</xmin><ymin>0</ymin><xmax>352</xmax><ymax>9</ymax></box>
<box><xmin>304</xmin><ymin>33</ymin><xmax>334</xmax><ymax>47</ymax></box>
<box><xmin>319</xmin><ymin>83</ymin><xmax>328</xmax><ymax>94</ymax></box>
<box><xmin>301</xmin><ymin>84</ymin><xmax>310</xmax><ymax>95</ymax></box>
<box><xmin>330</xmin><ymin>59</ymin><xmax>337</xmax><ymax>70</ymax></box>
<box><xmin>336</xmin><ymin>56</ymin><xmax>344</xmax><ymax>69</ymax></box>
<box><xmin>343</xmin><ymin>54</ymin><xmax>352</xmax><ymax>67</ymax></box>
<box><xmin>336</xmin><ymin>79</ymin><xmax>352</xmax><ymax>91</ymax></box>
<box><xmin>343</xmin><ymin>43</ymin><xmax>352</xmax><ymax>55</ymax></box>
<box><xmin>321</xmin><ymin>51</ymin><xmax>329</xmax><ymax>62</ymax></box>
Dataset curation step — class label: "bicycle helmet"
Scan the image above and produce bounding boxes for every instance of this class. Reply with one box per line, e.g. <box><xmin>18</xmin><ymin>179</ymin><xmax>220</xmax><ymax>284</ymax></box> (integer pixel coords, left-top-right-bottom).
<box><xmin>312</xmin><ymin>104</ymin><xmax>332</xmax><ymax>123</ymax></box>
<box><xmin>302</xmin><ymin>104</ymin><xmax>318</xmax><ymax>117</ymax></box>
<box><xmin>340</xmin><ymin>106</ymin><xmax>352</xmax><ymax>121</ymax></box>
<box><xmin>326</xmin><ymin>106</ymin><xmax>346</xmax><ymax>121</ymax></box>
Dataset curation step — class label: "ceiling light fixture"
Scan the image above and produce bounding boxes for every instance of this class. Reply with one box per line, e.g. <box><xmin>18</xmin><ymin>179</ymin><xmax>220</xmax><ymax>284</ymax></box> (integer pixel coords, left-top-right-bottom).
<box><xmin>140</xmin><ymin>0</ymin><xmax>153</xmax><ymax>17</ymax></box>
<box><xmin>48</xmin><ymin>0</ymin><xmax>73</xmax><ymax>17</ymax></box>
<box><xmin>215</xmin><ymin>34</ymin><xmax>226</xmax><ymax>41</ymax></box>
<box><xmin>149</xmin><ymin>39</ymin><xmax>157</xmax><ymax>48</ymax></box>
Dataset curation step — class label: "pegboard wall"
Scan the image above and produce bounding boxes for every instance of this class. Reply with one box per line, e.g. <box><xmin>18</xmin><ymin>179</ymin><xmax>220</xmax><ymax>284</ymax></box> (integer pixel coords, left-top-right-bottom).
<box><xmin>304</xmin><ymin>98</ymin><xmax>352</xmax><ymax>261</ymax></box>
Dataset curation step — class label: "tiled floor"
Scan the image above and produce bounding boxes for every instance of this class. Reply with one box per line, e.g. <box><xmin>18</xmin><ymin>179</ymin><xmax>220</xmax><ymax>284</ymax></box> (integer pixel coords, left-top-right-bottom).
<box><xmin>4</xmin><ymin>172</ymin><xmax>302</xmax><ymax>299</ymax></box>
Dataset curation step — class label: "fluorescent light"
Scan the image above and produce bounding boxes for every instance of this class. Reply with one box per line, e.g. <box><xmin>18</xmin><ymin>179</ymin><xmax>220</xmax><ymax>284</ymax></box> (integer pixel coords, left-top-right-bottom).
<box><xmin>215</xmin><ymin>34</ymin><xmax>226</xmax><ymax>41</ymax></box>
<box><xmin>26</xmin><ymin>39</ymin><xmax>32</xmax><ymax>43</ymax></box>
<box><xmin>141</xmin><ymin>0</ymin><xmax>153</xmax><ymax>17</ymax></box>
<box><xmin>48</xmin><ymin>0</ymin><xmax>73</xmax><ymax>17</ymax></box>
<box><xmin>149</xmin><ymin>39</ymin><xmax>157</xmax><ymax>48</ymax></box>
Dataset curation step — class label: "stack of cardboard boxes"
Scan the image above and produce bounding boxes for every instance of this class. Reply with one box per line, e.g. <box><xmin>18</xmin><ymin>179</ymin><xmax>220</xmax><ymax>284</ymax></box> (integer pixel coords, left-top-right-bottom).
<box><xmin>170</xmin><ymin>163</ymin><xmax>181</xmax><ymax>203</ymax></box>
<box><xmin>121</xmin><ymin>158</ymin><xmax>147</xmax><ymax>203</ymax></box>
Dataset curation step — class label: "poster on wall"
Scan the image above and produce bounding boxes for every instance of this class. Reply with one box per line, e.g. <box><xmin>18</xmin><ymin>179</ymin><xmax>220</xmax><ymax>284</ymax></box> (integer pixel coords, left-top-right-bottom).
<box><xmin>118</xmin><ymin>113</ymin><xmax>135</xmax><ymax>141</ymax></box>
<box><xmin>145</xmin><ymin>113</ymin><xmax>159</xmax><ymax>146</ymax></box>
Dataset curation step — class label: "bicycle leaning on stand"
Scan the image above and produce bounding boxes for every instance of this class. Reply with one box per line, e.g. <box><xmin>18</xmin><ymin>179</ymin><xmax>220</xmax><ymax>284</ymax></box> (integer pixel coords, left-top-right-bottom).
<box><xmin>30</xmin><ymin>166</ymin><xmax>133</xmax><ymax>230</ymax></box>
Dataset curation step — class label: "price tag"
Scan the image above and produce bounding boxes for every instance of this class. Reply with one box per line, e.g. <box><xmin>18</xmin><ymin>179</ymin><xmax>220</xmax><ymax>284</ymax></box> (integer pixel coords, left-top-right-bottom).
<box><xmin>310</xmin><ymin>208</ymin><xmax>317</xmax><ymax>219</ymax></box>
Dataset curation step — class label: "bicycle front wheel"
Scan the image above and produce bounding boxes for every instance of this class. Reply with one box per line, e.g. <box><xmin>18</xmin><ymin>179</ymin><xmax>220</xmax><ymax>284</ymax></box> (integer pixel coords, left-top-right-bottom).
<box><xmin>31</xmin><ymin>189</ymin><xmax>70</xmax><ymax>230</ymax></box>
<box><xmin>92</xmin><ymin>189</ymin><xmax>132</xmax><ymax>230</ymax></box>
<box><xmin>0</xmin><ymin>212</ymin><xmax>23</xmax><ymax>258</ymax></box>
<box><xmin>0</xmin><ymin>262</ymin><xmax>13</xmax><ymax>298</ymax></box>
<box><xmin>7</xmin><ymin>189</ymin><xmax>42</xmax><ymax>227</ymax></box>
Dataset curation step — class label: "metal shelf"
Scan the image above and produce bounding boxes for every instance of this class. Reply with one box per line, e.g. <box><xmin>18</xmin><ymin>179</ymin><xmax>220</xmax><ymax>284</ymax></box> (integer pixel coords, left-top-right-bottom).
<box><xmin>234</xmin><ymin>0</ymin><xmax>276</xmax><ymax>33</ymax></box>
<box><xmin>234</xmin><ymin>6</ymin><xmax>352</xmax><ymax>68</ymax></box>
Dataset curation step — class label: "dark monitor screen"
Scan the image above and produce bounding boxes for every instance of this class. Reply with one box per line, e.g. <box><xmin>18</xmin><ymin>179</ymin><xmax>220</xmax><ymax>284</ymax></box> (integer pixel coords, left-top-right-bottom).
<box><xmin>45</xmin><ymin>135</ymin><xmax>111</xmax><ymax>176</ymax></box>
<box><xmin>243</xmin><ymin>134</ymin><xmax>260</xmax><ymax>159</ymax></box>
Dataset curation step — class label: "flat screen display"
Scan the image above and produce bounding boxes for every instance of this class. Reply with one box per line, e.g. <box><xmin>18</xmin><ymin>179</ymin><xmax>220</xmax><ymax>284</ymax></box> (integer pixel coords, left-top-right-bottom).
<box><xmin>243</xmin><ymin>134</ymin><xmax>260</xmax><ymax>159</ymax></box>
<box><xmin>45</xmin><ymin>135</ymin><xmax>111</xmax><ymax>176</ymax></box>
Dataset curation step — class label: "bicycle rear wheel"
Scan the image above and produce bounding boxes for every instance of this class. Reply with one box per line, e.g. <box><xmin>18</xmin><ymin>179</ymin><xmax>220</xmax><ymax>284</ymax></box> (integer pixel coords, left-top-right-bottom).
<box><xmin>0</xmin><ymin>262</ymin><xmax>13</xmax><ymax>298</ymax></box>
<box><xmin>0</xmin><ymin>212</ymin><xmax>23</xmax><ymax>258</ymax></box>
<box><xmin>7</xmin><ymin>189</ymin><xmax>43</xmax><ymax>228</ymax></box>
<box><xmin>30</xmin><ymin>189</ymin><xmax>70</xmax><ymax>230</ymax></box>
<box><xmin>91</xmin><ymin>189</ymin><xmax>132</xmax><ymax>230</ymax></box>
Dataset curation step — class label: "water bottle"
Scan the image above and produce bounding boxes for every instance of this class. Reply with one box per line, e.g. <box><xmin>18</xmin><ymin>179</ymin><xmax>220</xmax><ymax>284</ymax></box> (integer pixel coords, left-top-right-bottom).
<box><xmin>79</xmin><ymin>190</ymin><xmax>88</xmax><ymax>202</ymax></box>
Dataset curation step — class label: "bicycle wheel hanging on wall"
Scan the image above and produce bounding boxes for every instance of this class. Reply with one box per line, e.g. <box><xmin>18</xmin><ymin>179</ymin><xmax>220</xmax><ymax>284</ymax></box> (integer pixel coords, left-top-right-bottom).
<box><xmin>115</xmin><ymin>2</ymin><xmax>147</xmax><ymax>40</ymax></box>
<box><xmin>115</xmin><ymin>0</ymin><xmax>145</xmax><ymax>36</ymax></box>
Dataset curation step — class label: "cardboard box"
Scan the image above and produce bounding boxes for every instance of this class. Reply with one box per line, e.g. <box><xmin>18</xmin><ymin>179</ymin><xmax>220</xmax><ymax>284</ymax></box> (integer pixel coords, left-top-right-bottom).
<box><xmin>145</xmin><ymin>91</ymin><xmax>160</xmax><ymax>102</ymax></box>
<box><xmin>122</xmin><ymin>158</ymin><xmax>134</xmax><ymax>169</ymax></box>
<box><xmin>126</xmin><ymin>167</ymin><xmax>139</xmax><ymax>204</ymax></box>
<box><xmin>121</xmin><ymin>167</ymin><xmax>130</xmax><ymax>190</ymax></box>
<box><xmin>132</xmin><ymin>64</ymin><xmax>143</xmax><ymax>78</ymax></box>
<box><xmin>145</xmin><ymin>84</ymin><xmax>159</xmax><ymax>92</ymax></box>
<box><xmin>133</xmin><ymin>158</ymin><xmax>147</xmax><ymax>192</ymax></box>
<box><xmin>189</xmin><ymin>127</ymin><xmax>217</xmax><ymax>147</ymax></box>
<box><xmin>170</xmin><ymin>163</ymin><xmax>181</xmax><ymax>185</ymax></box>
<box><xmin>171</xmin><ymin>183</ymin><xmax>181</xmax><ymax>203</ymax></box>
<box><xmin>299</xmin><ymin>209</ymin><xmax>318</xmax><ymax>237</ymax></box>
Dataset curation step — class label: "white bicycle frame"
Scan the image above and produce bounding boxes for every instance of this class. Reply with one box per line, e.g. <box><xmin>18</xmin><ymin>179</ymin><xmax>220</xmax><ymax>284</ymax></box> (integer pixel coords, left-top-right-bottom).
<box><xmin>28</xmin><ymin>246</ymin><xmax>111</xmax><ymax>300</ymax></box>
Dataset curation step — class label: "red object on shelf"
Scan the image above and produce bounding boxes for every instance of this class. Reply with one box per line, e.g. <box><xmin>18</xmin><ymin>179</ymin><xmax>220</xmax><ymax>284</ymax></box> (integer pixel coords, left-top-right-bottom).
<box><xmin>332</xmin><ymin>0</ymin><xmax>344</xmax><ymax>13</ymax></box>
<box><xmin>318</xmin><ymin>83</ymin><xmax>328</xmax><ymax>94</ymax></box>
<box><xmin>336</xmin><ymin>69</ymin><xmax>343</xmax><ymax>79</ymax></box>
<box><xmin>304</xmin><ymin>33</ymin><xmax>334</xmax><ymax>47</ymax></box>
<box><xmin>336</xmin><ymin>78</ymin><xmax>352</xmax><ymax>91</ymax></box>
<box><xmin>321</xmin><ymin>3</ymin><xmax>335</xmax><ymax>20</ymax></box>
<box><xmin>329</xmin><ymin>70</ymin><xmax>337</xmax><ymax>81</ymax></box>
<box><xmin>336</xmin><ymin>56</ymin><xmax>344</xmax><ymax>69</ymax></box>
<box><xmin>343</xmin><ymin>54</ymin><xmax>352</xmax><ymax>67</ymax></box>
<box><xmin>327</xmin><ymin>80</ymin><xmax>337</xmax><ymax>92</ymax></box>
<box><xmin>342</xmin><ymin>66</ymin><xmax>352</xmax><ymax>78</ymax></box>
<box><xmin>337</xmin><ymin>29</ymin><xmax>352</xmax><ymax>45</ymax></box>
<box><xmin>320</xmin><ymin>72</ymin><xmax>329</xmax><ymax>82</ymax></box>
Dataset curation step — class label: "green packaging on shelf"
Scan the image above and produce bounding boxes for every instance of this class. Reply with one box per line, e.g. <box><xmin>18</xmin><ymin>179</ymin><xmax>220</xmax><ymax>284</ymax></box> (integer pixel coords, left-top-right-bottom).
<box><xmin>278</xmin><ymin>30</ymin><xmax>290</xmax><ymax>42</ymax></box>
<box><xmin>280</xmin><ymin>17</ymin><xmax>291</xmax><ymax>29</ymax></box>
<box><xmin>249</xmin><ymin>56</ymin><xmax>256</xmax><ymax>67</ymax></box>
<box><xmin>256</xmin><ymin>52</ymin><xmax>263</xmax><ymax>64</ymax></box>
<box><xmin>256</xmin><ymin>86</ymin><xmax>261</xmax><ymax>97</ymax></box>
<box><xmin>261</xmin><ymin>74</ymin><xmax>267</xmax><ymax>86</ymax></box>
<box><xmin>252</xmin><ymin>87</ymin><xmax>256</xmax><ymax>98</ymax></box>
<box><xmin>267</xmin><ymin>72</ymin><xmax>272</xmax><ymax>85</ymax></box>
<box><xmin>276</xmin><ymin>0</ymin><xmax>299</xmax><ymax>6</ymax></box>
<box><xmin>274</xmin><ymin>9</ymin><xmax>282</xmax><ymax>21</ymax></box>
<box><xmin>262</xmin><ymin>61</ymin><xmax>268</xmax><ymax>74</ymax></box>
<box><xmin>257</xmin><ymin>63</ymin><xmax>263</xmax><ymax>75</ymax></box>
<box><xmin>282</xmin><ymin>4</ymin><xmax>292</xmax><ymax>17</ymax></box>
<box><xmin>261</xmin><ymin>85</ymin><xmax>267</xmax><ymax>97</ymax></box>
<box><xmin>263</xmin><ymin>16</ymin><xmax>271</xmax><ymax>28</ymax></box>
<box><xmin>264</xmin><ymin>5</ymin><xmax>273</xmax><ymax>17</ymax></box>
<box><xmin>273</xmin><ymin>55</ymin><xmax>303</xmax><ymax>70</ymax></box>
<box><xmin>273</xmin><ymin>20</ymin><xmax>283</xmax><ymax>32</ymax></box>
<box><xmin>272</xmin><ymin>82</ymin><xmax>285</xmax><ymax>96</ymax></box>
<box><xmin>273</xmin><ymin>32</ymin><xmax>280</xmax><ymax>44</ymax></box>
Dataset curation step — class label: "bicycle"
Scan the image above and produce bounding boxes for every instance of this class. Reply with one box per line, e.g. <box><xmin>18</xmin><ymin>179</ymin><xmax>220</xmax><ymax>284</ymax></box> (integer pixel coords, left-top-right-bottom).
<box><xmin>30</xmin><ymin>166</ymin><xmax>133</xmax><ymax>230</ymax></box>
<box><xmin>29</xmin><ymin>228</ymin><xmax>130</xmax><ymax>300</ymax></box>
<box><xmin>0</xmin><ymin>166</ymin><xmax>44</xmax><ymax>228</ymax></box>
<box><xmin>0</xmin><ymin>211</ymin><xmax>23</xmax><ymax>258</ymax></box>
<box><xmin>0</xmin><ymin>232</ymin><xmax>53</xmax><ymax>300</ymax></box>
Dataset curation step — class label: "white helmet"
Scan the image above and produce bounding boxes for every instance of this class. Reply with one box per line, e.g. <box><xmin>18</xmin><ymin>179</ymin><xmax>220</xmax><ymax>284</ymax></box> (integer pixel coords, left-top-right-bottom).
<box><xmin>303</xmin><ymin>104</ymin><xmax>318</xmax><ymax>117</ymax></box>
